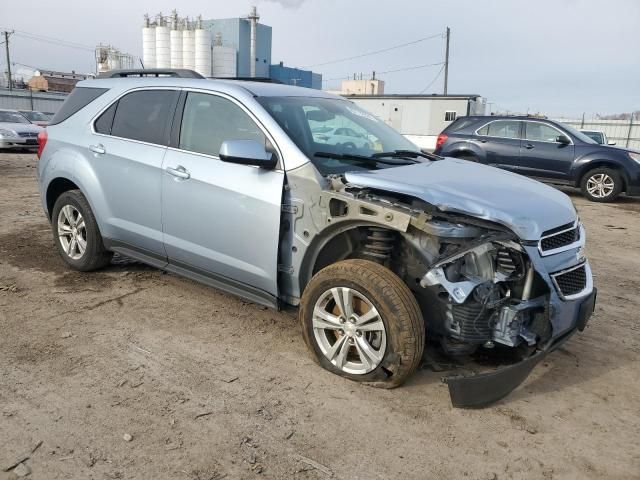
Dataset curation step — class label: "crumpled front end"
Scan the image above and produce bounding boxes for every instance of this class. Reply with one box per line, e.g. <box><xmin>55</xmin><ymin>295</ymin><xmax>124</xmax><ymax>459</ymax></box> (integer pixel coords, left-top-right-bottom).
<box><xmin>416</xmin><ymin>220</ymin><xmax>596</xmax><ymax>407</ymax></box>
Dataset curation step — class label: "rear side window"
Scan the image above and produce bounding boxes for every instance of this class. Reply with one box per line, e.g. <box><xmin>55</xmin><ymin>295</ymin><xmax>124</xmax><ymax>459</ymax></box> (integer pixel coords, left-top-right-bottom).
<box><xmin>49</xmin><ymin>87</ymin><xmax>108</xmax><ymax>125</ymax></box>
<box><xmin>110</xmin><ymin>90</ymin><xmax>179</xmax><ymax>145</ymax></box>
<box><xmin>178</xmin><ymin>92</ymin><xmax>266</xmax><ymax>157</ymax></box>
<box><xmin>446</xmin><ymin>117</ymin><xmax>476</xmax><ymax>132</ymax></box>
<box><xmin>477</xmin><ymin>120</ymin><xmax>521</xmax><ymax>139</ymax></box>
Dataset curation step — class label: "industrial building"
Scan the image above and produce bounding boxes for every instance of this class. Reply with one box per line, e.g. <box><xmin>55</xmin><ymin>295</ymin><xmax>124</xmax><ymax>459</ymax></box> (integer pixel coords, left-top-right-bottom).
<box><xmin>348</xmin><ymin>94</ymin><xmax>486</xmax><ymax>150</ymax></box>
<box><xmin>270</xmin><ymin>62</ymin><xmax>321</xmax><ymax>89</ymax></box>
<box><xmin>140</xmin><ymin>7</ymin><xmax>321</xmax><ymax>88</ymax></box>
<box><xmin>27</xmin><ymin>70</ymin><xmax>92</xmax><ymax>93</ymax></box>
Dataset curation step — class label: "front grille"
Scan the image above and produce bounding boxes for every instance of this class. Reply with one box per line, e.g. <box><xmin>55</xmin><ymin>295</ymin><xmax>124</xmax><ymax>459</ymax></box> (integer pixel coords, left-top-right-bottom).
<box><xmin>552</xmin><ymin>264</ymin><xmax>587</xmax><ymax>298</ymax></box>
<box><xmin>18</xmin><ymin>132</ymin><xmax>38</xmax><ymax>138</ymax></box>
<box><xmin>540</xmin><ymin>223</ymin><xmax>580</xmax><ymax>252</ymax></box>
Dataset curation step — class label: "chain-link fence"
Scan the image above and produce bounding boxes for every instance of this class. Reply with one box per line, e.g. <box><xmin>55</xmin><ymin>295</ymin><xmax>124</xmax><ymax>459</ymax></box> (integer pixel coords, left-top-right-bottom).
<box><xmin>552</xmin><ymin>114</ymin><xmax>640</xmax><ymax>149</ymax></box>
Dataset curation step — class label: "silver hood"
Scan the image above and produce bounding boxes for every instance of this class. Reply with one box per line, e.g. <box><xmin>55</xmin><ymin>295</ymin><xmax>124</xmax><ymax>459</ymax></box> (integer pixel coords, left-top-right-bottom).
<box><xmin>344</xmin><ymin>158</ymin><xmax>577</xmax><ymax>241</ymax></box>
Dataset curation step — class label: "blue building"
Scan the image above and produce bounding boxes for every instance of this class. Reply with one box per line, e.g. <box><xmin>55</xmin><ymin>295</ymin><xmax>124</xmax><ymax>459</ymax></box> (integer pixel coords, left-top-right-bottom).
<box><xmin>201</xmin><ymin>17</ymin><xmax>272</xmax><ymax>77</ymax></box>
<box><xmin>270</xmin><ymin>62</ymin><xmax>322</xmax><ymax>89</ymax></box>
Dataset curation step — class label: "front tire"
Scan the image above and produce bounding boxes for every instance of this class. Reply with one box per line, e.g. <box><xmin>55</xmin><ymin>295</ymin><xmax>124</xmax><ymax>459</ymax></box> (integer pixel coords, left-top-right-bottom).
<box><xmin>580</xmin><ymin>168</ymin><xmax>622</xmax><ymax>202</ymax></box>
<box><xmin>51</xmin><ymin>190</ymin><xmax>112</xmax><ymax>271</ymax></box>
<box><xmin>299</xmin><ymin>259</ymin><xmax>425</xmax><ymax>388</ymax></box>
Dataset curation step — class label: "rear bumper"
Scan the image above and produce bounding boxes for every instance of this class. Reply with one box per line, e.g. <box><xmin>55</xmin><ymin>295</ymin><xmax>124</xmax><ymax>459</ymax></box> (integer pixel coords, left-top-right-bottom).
<box><xmin>444</xmin><ymin>288</ymin><xmax>596</xmax><ymax>408</ymax></box>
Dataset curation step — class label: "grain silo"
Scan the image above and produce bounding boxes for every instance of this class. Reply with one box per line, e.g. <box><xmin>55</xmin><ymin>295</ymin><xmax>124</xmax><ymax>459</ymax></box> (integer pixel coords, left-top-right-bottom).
<box><xmin>194</xmin><ymin>16</ymin><xmax>212</xmax><ymax>77</ymax></box>
<box><xmin>142</xmin><ymin>14</ymin><xmax>156</xmax><ymax>69</ymax></box>
<box><xmin>155</xmin><ymin>14</ymin><xmax>170</xmax><ymax>69</ymax></box>
<box><xmin>169</xmin><ymin>10</ymin><xmax>183</xmax><ymax>69</ymax></box>
<box><xmin>182</xmin><ymin>19</ymin><xmax>196</xmax><ymax>71</ymax></box>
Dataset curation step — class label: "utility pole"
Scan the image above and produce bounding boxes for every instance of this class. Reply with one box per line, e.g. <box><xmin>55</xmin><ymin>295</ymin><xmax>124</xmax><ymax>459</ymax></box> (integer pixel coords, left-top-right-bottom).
<box><xmin>443</xmin><ymin>26</ymin><xmax>450</xmax><ymax>95</ymax></box>
<box><xmin>3</xmin><ymin>31</ymin><xmax>13</xmax><ymax>91</ymax></box>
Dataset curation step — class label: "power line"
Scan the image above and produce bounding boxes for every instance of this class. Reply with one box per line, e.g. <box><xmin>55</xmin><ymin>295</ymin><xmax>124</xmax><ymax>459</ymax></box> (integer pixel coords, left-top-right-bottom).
<box><xmin>0</xmin><ymin>27</ymin><xmax>95</xmax><ymax>52</ymax></box>
<box><xmin>419</xmin><ymin>64</ymin><xmax>445</xmax><ymax>94</ymax></box>
<box><xmin>322</xmin><ymin>61</ymin><xmax>445</xmax><ymax>83</ymax></box>
<box><xmin>303</xmin><ymin>32</ymin><xmax>444</xmax><ymax>69</ymax></box>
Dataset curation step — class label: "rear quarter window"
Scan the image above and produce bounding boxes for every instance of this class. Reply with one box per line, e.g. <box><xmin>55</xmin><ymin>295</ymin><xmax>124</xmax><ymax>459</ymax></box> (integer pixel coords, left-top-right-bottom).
<box><xmin>446</xmin><ymin>117</ymin><xmax>477</xmax><ymax>132</ymax></box>
<box><xmin>49</xmin><ymin>87</ymin><xmax>109</xmax><ymax>125</ymax></box>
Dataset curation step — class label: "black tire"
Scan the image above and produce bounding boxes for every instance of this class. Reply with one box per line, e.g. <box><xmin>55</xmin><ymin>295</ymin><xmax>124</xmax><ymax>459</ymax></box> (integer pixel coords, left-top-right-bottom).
<box><xmin>51</xmin><ymin>189</ymin><xmax>112</xmax><ymax>271</ymax></box>
<box><xmin>580</xmin><ymin>167</ymin><xmax>623</xmax><ymax>202</ymax></box>
<box><xmin>299</xmin><ymin>259</ymin><xmax>425</xmax><ymax>388</ymax></box>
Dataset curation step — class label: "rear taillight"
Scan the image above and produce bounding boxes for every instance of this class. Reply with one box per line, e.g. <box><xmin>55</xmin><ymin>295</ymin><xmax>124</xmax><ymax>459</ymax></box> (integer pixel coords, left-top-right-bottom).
<box><xmin>37</xmin><ymin>129</ymin><xmax>48</xmax><ymax>159</ymax></box>
<box><xmin>435</xmin><ymin>133</ymin><xmax>448</xmax><ymax>150</ymax></box>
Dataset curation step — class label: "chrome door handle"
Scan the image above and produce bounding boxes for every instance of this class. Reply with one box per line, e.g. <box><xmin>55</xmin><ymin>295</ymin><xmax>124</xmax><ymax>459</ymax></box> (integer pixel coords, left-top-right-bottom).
<box><xmin>524</xmin><ymin>143</ymin><xmax>534</xmax><ymax>149</ymax></box>
<box><xmin>166</xmin><ymin>165</ymin><xmax>191</xmax><ymax>180</ymax></box>
<box><xmin>89</xmin><ymin>144</ymin><xmax>106</xmax><ymax>154</ymax></box>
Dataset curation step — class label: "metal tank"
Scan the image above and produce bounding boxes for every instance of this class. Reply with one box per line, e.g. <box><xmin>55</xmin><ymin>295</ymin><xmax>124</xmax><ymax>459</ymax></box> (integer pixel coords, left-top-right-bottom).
<box><xmin>182</xmin><ymin>19</ymin><xmax>196</xmax><ymax>71</ymax></box>
<box><xmin>142</xmin><ymin>14</ymin><xmax>156</xmax><ymax>69</ymax></box>
<box><xmin>155</xmin><ymin>14</ymin><xmax>170</xmax><ymax>69</ymax></box>
<box><xmin>212</xmin><ymin>33</ymin><xmax>237</xmax><ymax>78</ymax></box>
<box><xmin>169</xmin><ymin>10</ymin><xmax>183</xmax><ymax>69</ymax></box>
<box><xmin>194</xmin><ymin>16</ymin><xmax>211</xmax><ymax>77</ymax></box>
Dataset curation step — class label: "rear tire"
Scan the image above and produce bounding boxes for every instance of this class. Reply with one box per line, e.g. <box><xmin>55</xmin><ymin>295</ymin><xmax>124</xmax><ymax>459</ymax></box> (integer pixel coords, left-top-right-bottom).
<box><xmin>51</xmin><ymin>190</ymin><xmax>112</xmax><ymax>271</ymax></box>
<box><xmin>580</xmin><ymin>168</ymin><xmax>622</xmax><ymax>202</ymax></box>
<box><xmin>299</xmin><ymin>259</ymin><xmax>425</xmax><ymax>388</ymax></box>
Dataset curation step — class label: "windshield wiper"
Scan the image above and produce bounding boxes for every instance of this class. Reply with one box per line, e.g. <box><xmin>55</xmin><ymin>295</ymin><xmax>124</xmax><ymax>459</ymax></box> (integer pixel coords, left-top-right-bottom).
<box><xmin>373</xmin><ymin>149</ymin><xmax>443</xmax><ymax>161</ymax></box>
<box><xmin>313</xmin><ymin>151</ymin><xmax>419</xmax><ymax>166</ymax></box>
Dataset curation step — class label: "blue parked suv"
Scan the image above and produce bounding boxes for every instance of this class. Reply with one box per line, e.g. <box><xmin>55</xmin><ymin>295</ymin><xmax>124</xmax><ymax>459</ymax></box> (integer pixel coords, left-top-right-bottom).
<box><xmin>434</xmin><ymin>115</ymin><xmax>640</xmax><ymax>202</ymax></box>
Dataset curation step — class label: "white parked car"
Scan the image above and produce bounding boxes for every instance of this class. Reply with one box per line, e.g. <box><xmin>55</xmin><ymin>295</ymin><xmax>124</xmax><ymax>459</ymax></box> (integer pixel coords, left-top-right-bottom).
<box><xmin>0</xmin><ymin>109</ymin><xmax>44</xmax><ymax>150</ymax></box>
<box><xmin>312</xmin><ymin>126</ymin><xmax>372</xmax><ymax>149</ymax></box>
<box><xmin>580</xmin><ymin>129</ymin><xmax>616</xmax><ymax>146</ymax></box>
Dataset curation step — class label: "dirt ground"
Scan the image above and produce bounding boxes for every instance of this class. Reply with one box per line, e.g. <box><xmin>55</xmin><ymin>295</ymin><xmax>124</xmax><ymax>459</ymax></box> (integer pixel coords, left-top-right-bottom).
<box><xmin>0</xmin><ymin>152</ymin><xmax>639</xmax><ymax>480</ymax></box>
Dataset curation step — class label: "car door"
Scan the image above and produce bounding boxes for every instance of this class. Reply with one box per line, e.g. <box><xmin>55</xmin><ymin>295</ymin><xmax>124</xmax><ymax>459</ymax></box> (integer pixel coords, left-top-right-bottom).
<box><xmin>161</xmin><ymin>90</ymin><xmax>285</xmax><ymax>301</ymax></box>
<box><xmin>471</xmin><ymin>120</ymin><xmax>522</xmax><ymax>171</ymax></box>
<box><xmin>90</xmin><ymin>88</ymin><xmax>179</xmax><ymax>258</ymax></box>
<box><xmin>518</xmin><ymin>121</ymin><xmax>575</xmax><ymax>180</ymax></box>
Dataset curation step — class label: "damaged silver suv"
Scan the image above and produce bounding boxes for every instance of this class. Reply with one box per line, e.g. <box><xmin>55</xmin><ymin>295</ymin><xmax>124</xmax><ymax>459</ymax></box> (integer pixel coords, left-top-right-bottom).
<box><xmin>37</xmin><ymin>70</ymin><xmax>596</xmax><ymax>407</ymax></box>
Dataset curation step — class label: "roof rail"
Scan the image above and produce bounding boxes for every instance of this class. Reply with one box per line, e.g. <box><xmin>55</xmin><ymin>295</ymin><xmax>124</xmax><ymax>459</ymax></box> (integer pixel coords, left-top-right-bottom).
<box><xmin>97</xmin><ymin>69</ymin><xmax>205</xmax><ymax>79</ymax></box>
<box><xmin>209</xmin><ymin>76</ymin><xmax>283</xmax><ymax>84</ymax></box>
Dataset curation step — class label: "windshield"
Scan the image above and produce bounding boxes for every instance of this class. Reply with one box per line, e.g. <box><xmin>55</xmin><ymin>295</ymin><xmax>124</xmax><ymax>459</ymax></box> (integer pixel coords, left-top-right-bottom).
<box><xmin>257</xmin><ymin>96</ymin><xmax>419</xmax><ymax>174</ymax></box>
<box><xmin>0</xmin><ymin>111</ymin><xmax>30</xmax><ymax>124</ymax></box>
<box><xmin>559</xmin><ymin>122</ymin><xmax>598</xmax><ymax>144</ymax></box>
<box><xmin>20</xmin><ymin>111</ymin><xmax>50</xmax><ymax>122</ymax></box>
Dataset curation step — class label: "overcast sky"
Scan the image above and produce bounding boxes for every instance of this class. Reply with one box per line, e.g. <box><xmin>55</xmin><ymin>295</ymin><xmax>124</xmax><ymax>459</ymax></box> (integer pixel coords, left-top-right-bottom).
<box><xmin>2</xmin><ymin>0</ymin><xmax>639</xmax><ymax>116</ymax></box>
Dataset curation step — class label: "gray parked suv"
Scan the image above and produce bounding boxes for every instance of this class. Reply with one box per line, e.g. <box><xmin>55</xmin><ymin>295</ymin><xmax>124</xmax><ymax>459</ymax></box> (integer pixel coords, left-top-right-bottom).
<box><xmin>37</xmin><ymin>70</ymin><xmax>596</xmax><ymax>407</ymax></box>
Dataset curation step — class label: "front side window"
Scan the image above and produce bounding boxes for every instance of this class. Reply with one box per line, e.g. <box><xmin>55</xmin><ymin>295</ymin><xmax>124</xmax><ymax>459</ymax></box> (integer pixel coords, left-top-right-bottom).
<box><xmin>179</xmin><ymin>92</ymin><xmax>266</xmax><ymax>157</ymax></box>
<box><xmin>525</xmin><ymin>122</ymin><xmax>566</xmax><ymax>143</ymax></box>
<box><xmin>257</xmin><ymin>96</ymin><xmax>417</xmax><ymax>175</ymax></box>
<box><xmin>477</xmin><ymin>120</ymin><xmax>521</xmax><ymax>139</ymax></box>
<box><xmin>110</xmin><ymin>90</ymin><xmax>178</xmax><ymax>145</ymax></box>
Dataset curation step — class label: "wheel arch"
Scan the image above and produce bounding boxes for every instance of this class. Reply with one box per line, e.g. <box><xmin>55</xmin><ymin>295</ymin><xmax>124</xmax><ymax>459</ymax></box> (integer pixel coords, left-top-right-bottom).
<box><xmin>46</xmin><ymin>177</ymin><xmax>81</xmax><ymax>220</ymax></box>
<box><xmin>297</xmin><ymin>220</ymin><xmax>404</xmax><ymax>297</ymax></box>
<box><xmin>574</xmin><ymin>160</ymin><xmax>629</xmax><ymax>191</ymax></box>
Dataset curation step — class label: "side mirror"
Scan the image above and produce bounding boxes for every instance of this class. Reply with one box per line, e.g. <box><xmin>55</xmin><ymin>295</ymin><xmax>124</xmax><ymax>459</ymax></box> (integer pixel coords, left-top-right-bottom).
<box><xmin>219</xmin><ymin>139</ymin><xmax>277</xmax><ymax>169</ymax></box>
<box><xmin>556</xmin><ymin>135</ymin><xmax>571</xmax><ymax>145</ymax></box>
<box><xmin>608</xmin><ymin>141</ymin><xmax>616</xmax><ymax>146</ymax></box>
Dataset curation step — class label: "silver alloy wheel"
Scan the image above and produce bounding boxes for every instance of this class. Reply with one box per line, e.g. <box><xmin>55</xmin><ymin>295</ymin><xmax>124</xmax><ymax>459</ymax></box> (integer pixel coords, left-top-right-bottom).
<box><xmin>586</xmin><ymin>173</ymin><xmax>615</xmax><ymax>198</ymax></box>
<box><xmin>57</xmin><ymin>205</ymin><xmax>87</xmax><ymax>260</ymax></box>
<box><xmin>312</xmin><ymin>286</ymin><xmax>387</xmax><ymax>375</ymax></box>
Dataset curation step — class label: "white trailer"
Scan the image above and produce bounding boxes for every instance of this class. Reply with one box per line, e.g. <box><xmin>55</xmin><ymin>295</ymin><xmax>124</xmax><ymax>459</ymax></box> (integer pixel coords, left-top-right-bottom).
<box><xmin>346</xmin><ymin>94</ymin><xmax>486</xmax><ymax>151</ymax></box>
